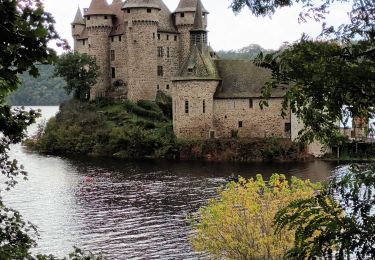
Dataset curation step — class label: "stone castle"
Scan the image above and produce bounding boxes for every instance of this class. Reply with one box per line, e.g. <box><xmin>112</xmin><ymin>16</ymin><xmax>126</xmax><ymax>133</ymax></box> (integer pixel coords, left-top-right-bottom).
<box><xmin>72</xmin><ymin>0</ymin><xmax>363</xmax><ymax>155</ymax></box>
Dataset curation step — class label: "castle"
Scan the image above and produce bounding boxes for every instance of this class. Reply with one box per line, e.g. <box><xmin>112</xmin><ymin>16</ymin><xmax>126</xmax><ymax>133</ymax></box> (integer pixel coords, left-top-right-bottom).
<box><xmin>71</xmin><ymin>0</ymin><xmax>350</xmax><ymax>156</ymax></box>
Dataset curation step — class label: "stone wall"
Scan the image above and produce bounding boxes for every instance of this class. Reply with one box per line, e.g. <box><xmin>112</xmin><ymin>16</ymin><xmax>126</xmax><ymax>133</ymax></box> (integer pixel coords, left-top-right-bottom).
<box><xmin>213</xmin><ymin>98</ymin><xmax>291</xmax><ymax>138</ymax></box>
<box><xmin>172</xmin><ymin>80</ymin><xmax>219</xmax><ymax>139</ymax></box>
<box><xmin>177</xmin><ymin>25</ymin><xmax>193</xmax><ymax>67</ymax></box>
<box><xmin>156</xmin><ymin>31</ymin><xmax>180</xmax><ymax>95</ymax></box>
<box><xmin>126</xmin><ymin>21</ymin><xmax>158</xmax><ymax>101</ymax></box>
<box><xmin>109</xmin><ymin>34</ymin><xmax>127</xmax><ymax>99</ymax></box>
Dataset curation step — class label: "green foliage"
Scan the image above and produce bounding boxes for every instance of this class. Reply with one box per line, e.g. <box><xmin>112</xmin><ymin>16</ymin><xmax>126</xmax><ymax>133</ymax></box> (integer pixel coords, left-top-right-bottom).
<box><xmin>54</xmin><ymin>52</ymin><xmax>99</xmax><ymax>102</ymax></box>
<box><xmin>30</xmin><ymin>99</ymin><xmax>176</xmax><ymax>159</ymax></box>
<box><xmin>275</xmin><ymin>163</ymin><xmax>375</xmax><ymax>259</ymax></box>
<box><xmin>217</xmin><ymin>43</ymin><xmax>274</xmax><ymax>60</ymax></box>
<box><xmin>191</xmin><ymin>174</ymin><xmax>320</xmax><ymax>259</ymax></box>
<box><xmin>8</xmin><ymin>64</ymin><xmax>69</xmax><ymax>106</ymax></box>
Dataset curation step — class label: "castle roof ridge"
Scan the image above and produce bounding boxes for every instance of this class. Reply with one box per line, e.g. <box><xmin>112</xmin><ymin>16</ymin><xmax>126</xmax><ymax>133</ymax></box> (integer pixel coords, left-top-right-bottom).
<box><xmin>122</xmin><ymin>0</ymin><xmax>161</xmax><ymax>10</ymax></box>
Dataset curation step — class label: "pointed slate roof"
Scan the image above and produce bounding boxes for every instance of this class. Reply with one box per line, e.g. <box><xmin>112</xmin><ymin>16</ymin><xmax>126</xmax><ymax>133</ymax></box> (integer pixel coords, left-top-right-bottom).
<box><xmin>174</xmin><ymin>0</ymin><xmax>208</xmax><ymax>14</ymax></box>
<box><xmin>176</xmin><ymin>46</ymin><xmax>219</xmax><ymax>80</ymax></box>
<box><xmin>122</xmin><ymin>0</ymin><xmax>161</xmax><ymax>10</ymax></box>
<box><xmin>158</xmin><ymin>1</ymin><xmax>176</xmax><ymax>32</ymax></box>
<box><xmin>72</xmin><ymin>7</ymin><xmax>85</xmax><ymax>25</ymax></box>
<box><xmin>85</xmin><ymin>0</ymin><xmax>114</xmax><ymax>16</ymax></box>
<box><xmin>192</xmin><ymin>0</ymin><xmax>205</xmax><ymax>31</ymax></box>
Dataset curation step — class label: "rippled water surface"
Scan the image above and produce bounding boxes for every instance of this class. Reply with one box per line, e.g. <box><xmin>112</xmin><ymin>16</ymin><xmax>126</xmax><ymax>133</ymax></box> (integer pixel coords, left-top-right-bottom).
<box><xmin>3</xmin><ymin>106</ymin><xmax>340</xmax><ymax>259</ymax></box>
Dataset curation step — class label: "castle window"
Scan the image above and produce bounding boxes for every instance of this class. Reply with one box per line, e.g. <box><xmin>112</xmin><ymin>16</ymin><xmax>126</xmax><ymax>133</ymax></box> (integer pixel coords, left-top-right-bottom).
<box><xmin>157</xmin><ymin>85</ymin><xmax>159</xmax><ymax>90</ymax></box>
<box><xmin>82</xmin><ymin>40</ymin><xmax>86</xmax><ymax>46</ymax></box>
<box><xmin>157</xmin><ymin>34</ymin><xmax>160</xmax><ymax>40</ymax></box>
<box><xmin>166</xmin><ymin>84</ymin><xmax>170</xmax><ymax>90</ymax></box>
<box><xmin>153</xmin><ymin>33</ymin><xmax>155</xmax><ymax>39</ymax></box>
<box><xmin>285</xmin><ymin>123</ymin><xmax>291</xmax><ymax>133</ymax></box>
<box><xmin>167</xmin><ymin>35</ymin><xmax>169</xmax><ymax>40</ymax></box>
<box><xmin>127</xmin><ymin>9</ymin><xmax>130</xmax><ymax>13</ymax></box>
<box><xmin>203</xmin><ymin>100</ymin><xmax>206</xmax><ymax>113</ymax></box>
<box><xmin>87</xmin><ymin>16</ymin><xmax>90</xmax><ymax>20</ymax></box>
<box><xmin>181</xmin><ymin>13</ymin><xmax>185</xmax><ymax>18</ymax></box>
<box><xmin>167</xmin><ymin>47</ymin><xmax>170</xmax><ymax>57</ymax></box>
<box><xmin>104</xmin><ymin>16</ymin><xmax>108</xmax><ymax>19</ymax></box>
<box><xmin>185</xmin><ymin>100</ymin><xmax>189</xmax><ymax>114</ymax></box>
<box><xmin>72</xmin><ymin>25</ymin><xmax>75</xmax><ymax>29</ymax></box>
<box><xmin>249</xmin><ymin>98</ymin><xmax>253</xmax><ymax>108</ymax></box>
<box><xmin>110</xmin><ymin>50</ymin><xmax>115</xmax><ymax>61</ymax></box>
<box><xmin>157</xmin><ymin>47</ymin><xmax>163</xmax><ymax>57</ymax></box>
<box><xmin>174</xmin><ymin>35</ymin><xmax>177</xmax><ymax>41</ymax></box>
<box><xmin>147</xmin><ymin>8</ymin><xmax>151</xmax><ymax>13</ymax></box>
<box><xmin>157</xmin><ymin>66</ymin><xmax>163</xmax><ymax>76</ymax></box>
<box><xmin>238</xmin><ymin>121</ymin><xmax>243</xmax><ymax>128</ymax></box>
<box><xmin>119</xmin><ymin>36</ymin><xmax>122</xmax><ymax>42</ymax></box>
<box><xmin>111</xmin><ymin>67</ymin><xmax>116</xmax><ymax>78</ymax></box>
<box><xmin>111</xmin><ymin>36</ymin><xmax>114</xmax><ymax>42</ymax></box>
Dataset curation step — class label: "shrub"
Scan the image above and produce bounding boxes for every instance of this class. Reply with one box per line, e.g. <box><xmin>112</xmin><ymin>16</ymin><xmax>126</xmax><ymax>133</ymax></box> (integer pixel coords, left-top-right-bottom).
<box><xmin>191</xmin><ymin>174</ymin><xmax>320</xmax><ymax>259</ymax></box>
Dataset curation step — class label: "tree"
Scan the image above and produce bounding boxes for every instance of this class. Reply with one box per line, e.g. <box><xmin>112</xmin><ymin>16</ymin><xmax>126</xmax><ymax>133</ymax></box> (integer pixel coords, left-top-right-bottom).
<box><xmin>274</xmin><ymin>163</ymin><xmax>375</xmax><ymax>259</ymax></box>
<box><xmin>191</xmin><ymin>174</ymin><xmax>320</xmax><ymax>259</ymax></box>
<box><xmin>229</xmin><ymin>0</ymin><xmax>375</xmax><ymax>145</ymax></box>
<box><xmin>54</xmin><ymin>52</ymin><xmax>99</xmax><ymax>102</ymax></box>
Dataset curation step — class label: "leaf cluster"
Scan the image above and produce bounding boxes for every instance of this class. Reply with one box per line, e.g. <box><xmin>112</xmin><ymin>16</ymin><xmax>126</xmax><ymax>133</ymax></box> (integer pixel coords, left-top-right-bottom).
<box><xmin>275</xmin><ymin>163</ymin><xmax>375</xmax><ymax>259</ymax></box>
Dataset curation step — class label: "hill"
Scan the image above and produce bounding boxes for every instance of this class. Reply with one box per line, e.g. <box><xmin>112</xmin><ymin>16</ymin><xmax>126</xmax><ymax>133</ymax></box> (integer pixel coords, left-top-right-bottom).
<box><xmin>8</xmin><ymin>64</ymin><xmax>69</xmax><ymax>106</ymax></box>
<box><xmin>217</xmin><ymin>44</ymin><xmax>274</xmax><ymax>60</ymax></box>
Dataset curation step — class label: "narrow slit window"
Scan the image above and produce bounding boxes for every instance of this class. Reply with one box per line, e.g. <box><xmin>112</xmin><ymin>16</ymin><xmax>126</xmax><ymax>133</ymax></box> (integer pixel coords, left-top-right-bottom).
<box><xmin>167</xmin><ymin>35</ymin><xmax>169</xmax><ymax>40</ymax></box>
<box><xmin>203</xmin><ymin>100</ymin><xmax>206</xmax><ymax>113</ymax></box>
<box><xmin>167</xmin><ymin>47</ymin><xmax>170</xmax><ymax>57</ymax></box>
<box><xmin>111</xmin><ymin>36</ymin><xmax>114</xmax><ymax>42</ymax></box>
<box><xmin>174</xmin><ymin>35</ymin><xmax>177</xmax><ymax>41</ymax></box>
<box><xmin>185</xmin><ymin>100</ymin><xmax>189</xmax><ymax>114</ymax></box>
<box><xmin>166</xmin><ymin>84</ymin><xmax>170</xmax><ymax>90</ymax></box>
<box><xmin>249</xmin><ymin>98</ymin><xmax>253</xmax><ymax>108</ymax></box>
<box><xmin>119</xmin><ymin>36</ymin><xmax>122</xmax><ymax>42</ymax></box>
<box><xmin>157</xmin><ymin>34</ymin><xmax>160</xmax><ymax>40</ymax></box>
<box><xmin>111</xmin><ymin>67</ymin><xmax>116</xmax><ymax>79</ymax></box>
<box><xmin>110</xmin><ymin>50</ymin><xmax>115</xmax><ymax>61</ymax></box>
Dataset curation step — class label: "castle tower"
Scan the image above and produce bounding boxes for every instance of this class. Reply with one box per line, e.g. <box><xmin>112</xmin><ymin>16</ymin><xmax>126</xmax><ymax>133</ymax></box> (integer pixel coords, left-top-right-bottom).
<box><xmin>172</xmin><ymin>1</ymin><xmax>220</xmax><ymax>139</ymax></box>
<box><xmin>122</xmin><ymin>0</ymin><xmax>161</xmax><ymax>101</ymax></box>
<box><xmin>71</xmin><ymin>7</ymin><xmax>86</xmax><ymax>51</ymax></box>
<box><xmin>84</xmin><ymin>0</ymin><xmax>114</xmax><ymax>99</ymax></box>
<box><xmin>173</xmin><ymin>0</ymin><xmax>208</xmax><ymax>66</ymax></box>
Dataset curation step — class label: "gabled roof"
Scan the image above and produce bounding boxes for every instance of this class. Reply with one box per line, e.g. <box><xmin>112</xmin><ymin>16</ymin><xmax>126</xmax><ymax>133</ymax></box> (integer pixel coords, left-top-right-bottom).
<box><xmin>72</xmin><ymin>7</ymin><xmax>85</xmax><ymax>25</ymax></box>
<box><xmin>174</xmin><ymin>0</ymin><xmax>208</xmax><ymax>14</ymax></box>
<box><xmin>85</xmin><ymin>0</ymin><xmax>114</xmax><ymax>16</ymax></box>
<box><xmin>77</xmin><ymin>28</ymin><xmax>88</xmax><ymax>40</ymax></box>
<box><xmin>122</xmin><ymin>0</ymin><xmax>161</xmax><ymax>10</ymax></box>
<box><xmin>176</xmin><ymin>46</ymin><xmax>219</xmax><ymax>80</ymax></box>
<box><xmin>214</xmin><ymin>60</ymin><xmax>287</xmax><ymax>98</ymax></box>
<box><xmin>158</xmin><ymin>1</ymin><xmax>176</xmax><ymax>32</ymax></box>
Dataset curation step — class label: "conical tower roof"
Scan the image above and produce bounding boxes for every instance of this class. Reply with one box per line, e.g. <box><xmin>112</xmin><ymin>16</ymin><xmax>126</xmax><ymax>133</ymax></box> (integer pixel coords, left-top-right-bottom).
<box><xmin>111</xmin><ymin>0</ymin><xmax>124</xmax><ymax>23</ymax></box>
<box><xmin>122</xmin><ymin>0</ymin><xmax>161</xmax><ymax>10</ymax></box>
<box><xmin>174</xmin><ymin>0</ymin><xmax>208</xmax><ymax>14</ymax></box>
<box><xmin>85</xmin><ymin>0</ymin><xmax>114</xmax><ymax>16</ymax></box>
<box><xmin>72</xmin><ymin>7</ymin><xmax>85</xmax><ymax>24</ymax></box>
<box><xmin>192</xmin><ymin>0</ymin><xmax>204</xmax><ymax>31</ymax></box>
<box><xmin>158</xmin><ymin>1</ymin><xmax>176</xmax><ymax>32</ymax></box>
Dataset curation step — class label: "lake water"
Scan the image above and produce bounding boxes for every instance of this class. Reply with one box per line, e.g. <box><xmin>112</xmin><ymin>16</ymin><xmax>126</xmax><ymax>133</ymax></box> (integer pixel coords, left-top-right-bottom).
<box><xmin>3</xmin><ymin>106</ymin><xmax>340</xmax><ymax>259</ymax></box>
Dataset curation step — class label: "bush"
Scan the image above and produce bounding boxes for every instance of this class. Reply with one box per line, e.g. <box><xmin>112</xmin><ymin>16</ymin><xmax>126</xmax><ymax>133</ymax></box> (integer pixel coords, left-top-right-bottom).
<box><xmin>191</xmin><ymin>174</ymin><xmax>320</xmax><ymax>259</ymax></box>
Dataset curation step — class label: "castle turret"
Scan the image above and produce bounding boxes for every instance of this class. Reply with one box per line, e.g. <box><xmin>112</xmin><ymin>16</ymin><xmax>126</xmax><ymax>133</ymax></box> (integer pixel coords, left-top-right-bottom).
<box><xmin>173</xmin><ymin>0</ymin><xmax>208</xmax><ymax>66</ymax></box>
<box><xmin>122</xmin><ymin>0</ymin><xmax>161</xmax><ymax>101</ymax></box>
<box><xmin>71</xmin><ymin>7</ymin><xmax>86</xmax><ymax>51</ymax></box>
<box><xmin>171</xmin><ymin>1</ymin><xmax>220</xmax><ymax>139</ymax></box>
<box><xmin>85</xmin><ymin>0</ymin><xmax>114</xmax><ymax>99</ymax></box>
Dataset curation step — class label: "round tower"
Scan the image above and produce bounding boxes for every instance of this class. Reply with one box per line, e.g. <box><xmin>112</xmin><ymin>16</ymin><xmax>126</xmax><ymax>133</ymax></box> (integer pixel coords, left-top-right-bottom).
<box><xmin>71</xmin><ymin>7</ymin><xmax>86</xmax><ymax>51</ymax></box>
<box><xmin>173</xmin><ymin>0</ymin><xmax>208</xmax><ymax>65</ymax></box>
<box><xmin>84</xmin><ymin>0</ymin><xmax>114</xmax><ymax>100</ymax></box>
<box><xmin>122</xmin><ymin>0</ymin><xmax>161</xmax><ymax>101</ymax></box>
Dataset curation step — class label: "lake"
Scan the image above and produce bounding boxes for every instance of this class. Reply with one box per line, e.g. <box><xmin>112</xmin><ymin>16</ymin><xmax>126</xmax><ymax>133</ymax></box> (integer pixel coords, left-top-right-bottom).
<box><xmin>3</xmin><ymin>106</ymin><xmax>340</xmax><ymax>259</ymax></box>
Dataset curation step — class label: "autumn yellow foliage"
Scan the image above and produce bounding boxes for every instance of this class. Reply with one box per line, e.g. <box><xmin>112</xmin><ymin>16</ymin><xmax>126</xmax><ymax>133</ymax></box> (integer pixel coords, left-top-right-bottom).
<box><xmin>191</xmin><ymin>174</ymin><xmax>320</xmax><ymax>259</ymax></box>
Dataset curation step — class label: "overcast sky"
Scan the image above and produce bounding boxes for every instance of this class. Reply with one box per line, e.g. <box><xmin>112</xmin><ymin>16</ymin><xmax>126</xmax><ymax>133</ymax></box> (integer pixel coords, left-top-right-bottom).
<box><xmin>43</xmin><ymin>0</ymin><xmax>352</xmax><ymax>53</ymax></box>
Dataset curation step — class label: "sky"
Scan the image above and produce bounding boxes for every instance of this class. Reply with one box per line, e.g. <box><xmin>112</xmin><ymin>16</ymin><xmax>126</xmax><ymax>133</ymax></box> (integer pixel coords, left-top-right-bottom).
<box><xmin>43</xmin><ymin>0</ymin><xmax>352</xmax><ymax>53</ymax></box>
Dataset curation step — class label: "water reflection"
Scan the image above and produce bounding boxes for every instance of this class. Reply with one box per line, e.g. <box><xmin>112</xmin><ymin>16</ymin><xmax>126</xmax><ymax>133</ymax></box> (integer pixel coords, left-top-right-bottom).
<box><xmin>3</xmin><ymin>106</ymin><xmax>341</xmax><ymax>259</ymax></box>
